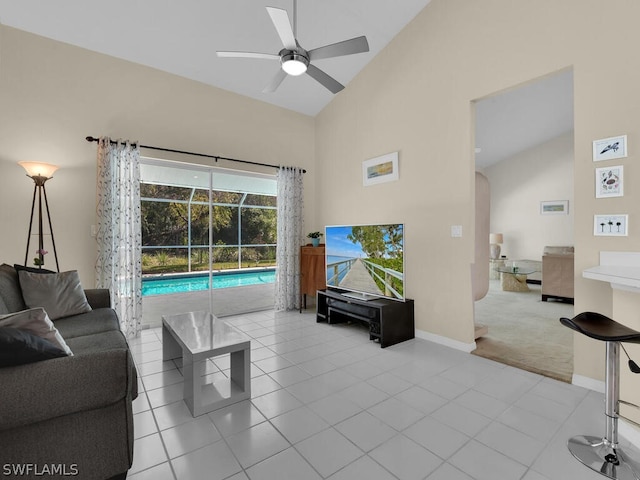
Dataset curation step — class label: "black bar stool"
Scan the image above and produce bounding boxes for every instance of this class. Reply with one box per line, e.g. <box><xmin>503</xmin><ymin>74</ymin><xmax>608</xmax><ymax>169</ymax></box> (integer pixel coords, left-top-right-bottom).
<box><xmin>560</xmin><ymin>312</ymin><xmax>640</xmax><ymax>480</ymax></box>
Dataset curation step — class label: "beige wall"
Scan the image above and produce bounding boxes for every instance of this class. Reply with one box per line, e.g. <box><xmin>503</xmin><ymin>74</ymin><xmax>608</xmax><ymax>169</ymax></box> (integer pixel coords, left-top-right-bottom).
<box><xmin>0</xmin><ymin>26</ymin><xmax>315</xmax><ymax>287</ymax></box>
<box><xmin>315</xmin><ymin>0</ymin><xmax>640</xmax><ymax>389</ymax></box>
<box><xmin>483</xmin><ymin>132</ymin><xmax>574</xmax><ymax>260</ymax></box>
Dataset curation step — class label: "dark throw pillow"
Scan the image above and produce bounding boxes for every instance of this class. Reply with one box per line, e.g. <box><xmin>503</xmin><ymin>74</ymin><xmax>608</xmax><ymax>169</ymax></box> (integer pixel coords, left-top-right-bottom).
<box><xmin>0</xmin><ymin>308</ymin><xmax>73</xmax><ymax>355</ymax></box>
<box><xmin>13</xmin><ymin>264</ymin><xmax>56</xmax><ymax>275</ymax></box>
<box><xmin>0</xmin><ymin>326</ymin><xmax>67</xmax><ymax>367</ymax></box>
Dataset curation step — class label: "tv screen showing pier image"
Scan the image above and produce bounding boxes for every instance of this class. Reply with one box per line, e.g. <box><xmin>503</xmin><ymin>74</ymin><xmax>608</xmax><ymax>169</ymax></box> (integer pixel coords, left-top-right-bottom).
<box><xmin>325</xmin><ymin>223</ymin><xmax>405</xmax><ymax>301</ymax></box>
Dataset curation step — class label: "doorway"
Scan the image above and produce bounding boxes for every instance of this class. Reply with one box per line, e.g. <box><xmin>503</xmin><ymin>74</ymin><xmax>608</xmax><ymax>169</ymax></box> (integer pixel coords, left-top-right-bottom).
<box><xmin>473</xmin><ymin>69</ymin><xmax>575</xmax><ymax>382</ymax></box>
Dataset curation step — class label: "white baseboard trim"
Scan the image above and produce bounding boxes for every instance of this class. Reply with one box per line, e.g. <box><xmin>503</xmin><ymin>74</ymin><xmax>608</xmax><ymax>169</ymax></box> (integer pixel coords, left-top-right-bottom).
<box><xmin>572</xmin><ymin>374</ymin><xmax>605</xmax><ymax>393</ymax></box>
<box><xmin>620</xmin><ymin>419</ymin><xmax>640</xmax><ymax>446</ymax></box>
<box><xmin>415</xmin><ymin>329</ymin><xmax>476</xmax><ymax>353</ymax></box>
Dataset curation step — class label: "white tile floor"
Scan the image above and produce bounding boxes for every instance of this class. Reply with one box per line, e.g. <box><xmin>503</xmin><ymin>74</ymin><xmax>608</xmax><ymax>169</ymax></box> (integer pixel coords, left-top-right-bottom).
<box><xmin>127</xmin><ymin>309</ymin><xmax>640</xmax><ymax>480</ymax></box>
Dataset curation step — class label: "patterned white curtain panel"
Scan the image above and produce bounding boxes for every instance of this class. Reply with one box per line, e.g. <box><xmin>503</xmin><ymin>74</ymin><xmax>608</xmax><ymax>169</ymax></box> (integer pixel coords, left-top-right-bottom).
<box><xmin>275</xmin><ymin>166</ymin><xmax>304</xmax><ymax>311</ymax></box>
<box><xmin>95</xmin><ymin>137</ymin><xmax>143</xmax><ymax>338</ymax></box>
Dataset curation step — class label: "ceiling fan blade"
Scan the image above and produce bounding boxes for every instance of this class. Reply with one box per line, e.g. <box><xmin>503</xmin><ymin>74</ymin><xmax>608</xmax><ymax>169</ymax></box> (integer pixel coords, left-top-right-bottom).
<box><xmin>306</xmin><ymin>64</ymin><xmax>344</xmax><ymax>94</ymax></box>
<box><xmin>266</xmin><ymin>7</ymin><xmax>297</xmax><ymax>51</ymax></box>
<box><xmin>263</xmin><ymin>69</ymin><xmax>288</xmax><ymax>93</ymax></box>
<box><xmin>216</xmin><ymin>51</ymin><xmax>279</xmax><ymax>60</ymax></box>
<box><xmin>308</xmin><ymin>36</ymin><xmax>369</xmax><ymax>61</ymax></box>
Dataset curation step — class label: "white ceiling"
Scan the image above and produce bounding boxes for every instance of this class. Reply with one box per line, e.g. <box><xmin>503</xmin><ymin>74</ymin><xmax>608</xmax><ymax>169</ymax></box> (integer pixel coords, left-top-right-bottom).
<box><xmin>0</xmin><ymin>0</ymin><xmax>433</xmax><ymax>117</ymax></box>
<box><xmin>475</xmin><ymin>70</ymin><xmax>574</xmax><ymax>168</ymax></box>
<box><xmin>0</xmin><ymin>1</ymin><xmax>574</xmax><ymax>164</ymax></box>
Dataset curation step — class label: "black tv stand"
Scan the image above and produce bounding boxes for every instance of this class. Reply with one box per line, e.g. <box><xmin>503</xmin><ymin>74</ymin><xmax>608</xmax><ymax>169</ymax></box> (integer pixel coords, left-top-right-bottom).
<box><xmin>316</xmin><ymin>289</ymin><xmax>414</xmax><ymax>348</ymax></box>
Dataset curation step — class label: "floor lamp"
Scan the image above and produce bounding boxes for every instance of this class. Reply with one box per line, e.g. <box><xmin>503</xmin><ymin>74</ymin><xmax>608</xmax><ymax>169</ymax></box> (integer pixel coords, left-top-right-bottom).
<box><xmin>19</xmin><ymin>161</ymin><xmax>60</xmax><ymax>272</ymax></box>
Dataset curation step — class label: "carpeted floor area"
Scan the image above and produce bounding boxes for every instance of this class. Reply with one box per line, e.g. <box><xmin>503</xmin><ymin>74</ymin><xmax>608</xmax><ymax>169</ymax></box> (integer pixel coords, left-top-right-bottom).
<box><xmin>473</xmin><ymin>279</ymin><xmax>575</xmax><ymax>383</ymax></box>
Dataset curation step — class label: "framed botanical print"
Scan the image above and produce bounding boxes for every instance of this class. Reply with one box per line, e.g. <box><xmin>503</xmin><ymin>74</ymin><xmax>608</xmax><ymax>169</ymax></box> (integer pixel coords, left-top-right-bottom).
<box><xmin>595</xmin><ymin>165</ymin><xmax>623</xmax><ymax>198</ymax></box>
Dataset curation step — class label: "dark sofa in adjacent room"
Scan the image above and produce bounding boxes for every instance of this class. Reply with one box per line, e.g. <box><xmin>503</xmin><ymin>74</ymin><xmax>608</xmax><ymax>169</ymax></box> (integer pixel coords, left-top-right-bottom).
<box><xmin>0</xmin><ymin>264</ymin><xmax>138</xmax><ymax>480</ymax></box>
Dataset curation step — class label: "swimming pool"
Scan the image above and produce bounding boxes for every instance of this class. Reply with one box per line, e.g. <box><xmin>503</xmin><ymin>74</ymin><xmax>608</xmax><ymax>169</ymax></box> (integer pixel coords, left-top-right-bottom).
<box><xmin>142</xmin><ymin>269</ymin><xmax>276</xmax><ymax>296</ymax></box>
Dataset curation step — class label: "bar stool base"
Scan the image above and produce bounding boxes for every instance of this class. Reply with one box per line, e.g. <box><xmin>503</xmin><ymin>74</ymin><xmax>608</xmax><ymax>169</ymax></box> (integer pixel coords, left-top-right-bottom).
<box><xmin>568</xmin><ymin>435</ymin><xmax>640</xmax><ymax>480</ymax></box>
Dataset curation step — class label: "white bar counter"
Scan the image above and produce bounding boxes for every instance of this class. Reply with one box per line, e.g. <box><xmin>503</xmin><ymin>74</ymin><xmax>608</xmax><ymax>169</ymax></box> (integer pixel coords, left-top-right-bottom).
<box><xmin>583</xmin><ymin>252</ymin><xmax>640</xmax><ymax>293</ymax></box>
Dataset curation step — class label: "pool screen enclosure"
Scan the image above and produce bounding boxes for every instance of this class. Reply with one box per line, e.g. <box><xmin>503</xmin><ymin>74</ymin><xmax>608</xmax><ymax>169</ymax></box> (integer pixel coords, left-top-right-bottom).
<box><xmin>139</xmin><ymin>159</ymin><xmax>278</xmax><ymax>310</ymax></box>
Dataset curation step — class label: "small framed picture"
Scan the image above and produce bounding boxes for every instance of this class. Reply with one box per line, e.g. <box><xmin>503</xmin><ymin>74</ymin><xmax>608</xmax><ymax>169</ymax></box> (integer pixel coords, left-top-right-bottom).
<box><xmin>363</xmin><ymin>152</ymin><xmax>399</xmax><ymax>186</ymax></box>
<box><xmin>540</xmin><ymin>200</ymin><xmax>569</xmax><ymax>215</ymax></box>
<box><xmin>596</xmin><ymin>165</ymin><xmax>624</xmax><ymax>198</ymax></box>
<box><xmin>594</xmin><ymin>214</ymin><xmax>628</xmax><ymax>236</ymax></box>
<box><xmin>593</xmin><ymin>135</ymin><xmax>627</xmax><ymax>162</ymax></box>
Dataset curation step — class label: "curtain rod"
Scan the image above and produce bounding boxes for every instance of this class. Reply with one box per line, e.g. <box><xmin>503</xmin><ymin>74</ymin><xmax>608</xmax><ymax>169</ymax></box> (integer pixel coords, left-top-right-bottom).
<box><xmin>85</xmin><ymin>136</ymin><xmax>306</xmax><ymax>173</ymax></box>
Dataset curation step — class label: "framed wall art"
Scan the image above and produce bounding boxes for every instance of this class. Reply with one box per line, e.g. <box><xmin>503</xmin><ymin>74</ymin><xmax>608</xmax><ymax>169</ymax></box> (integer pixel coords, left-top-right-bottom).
<box><xmin>540</xmin><ymin>200</ymin><xmax>569</xmax><ymax>215</ymax></box>
<box><xmin>595</xmin><ymin>165</ymin><xmax>623</xmax><ymax>198</ymax></box>
<box><xmin>593</xmin><ymin>135</ymin><xmax>627</xmax><ymax>162</ymax></box>
<box><xmin>594</xmin><ymin>214</ymin><xmax>628</xmax><ymax>236</ymax></box>
<box><xmin>363</xmin><ymin>151</ymin><xmax>399</xmax><ymax>186</ymax></box>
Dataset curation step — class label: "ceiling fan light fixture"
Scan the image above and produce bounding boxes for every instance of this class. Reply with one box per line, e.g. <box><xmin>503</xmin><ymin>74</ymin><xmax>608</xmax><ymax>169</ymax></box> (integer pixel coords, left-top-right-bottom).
<box><xmin>281</xmin><ymin>52</ymin><xmax>309</xmax><ymax>76</ymax></box>
<box><xmin>218</xmin><ymin>3</ymin><xmax>368</xmax><ymax>94</ymax></box>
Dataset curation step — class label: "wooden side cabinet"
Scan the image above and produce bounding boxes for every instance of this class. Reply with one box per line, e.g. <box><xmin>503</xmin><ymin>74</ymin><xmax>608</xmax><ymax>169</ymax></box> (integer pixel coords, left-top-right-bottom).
<box><xmin>300</xmin><ymin>245</ymin><xmax>326</xmax><ymax>310</ymax></box>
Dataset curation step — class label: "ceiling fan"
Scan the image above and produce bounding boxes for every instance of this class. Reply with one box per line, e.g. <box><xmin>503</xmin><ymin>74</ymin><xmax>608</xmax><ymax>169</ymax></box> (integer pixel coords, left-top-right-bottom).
<box><xmin>216</xmin><ymin>0</ymin><xmax>369</xmax><ymax>94</ymax></box>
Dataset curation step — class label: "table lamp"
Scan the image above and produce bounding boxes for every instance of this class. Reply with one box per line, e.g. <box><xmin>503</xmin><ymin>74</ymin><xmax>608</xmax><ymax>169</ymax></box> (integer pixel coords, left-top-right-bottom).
<box><xmin>489</xmin><ymin>233</ymin><xmax>503</xmax><ymax>260</ymax></box>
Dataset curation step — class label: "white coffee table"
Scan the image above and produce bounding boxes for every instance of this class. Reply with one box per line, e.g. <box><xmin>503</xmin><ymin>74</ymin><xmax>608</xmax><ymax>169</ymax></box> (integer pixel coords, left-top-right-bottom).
<box><xmin>162</xmin><ymin>310</ymin><xmax>251</xmax><ymax>416</ymax></box>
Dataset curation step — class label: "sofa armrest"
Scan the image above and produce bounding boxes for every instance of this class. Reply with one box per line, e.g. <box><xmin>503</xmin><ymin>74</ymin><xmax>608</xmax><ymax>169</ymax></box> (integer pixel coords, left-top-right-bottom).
<box><xmin>0</xmin><ymin>348</ymin><xmax>135</xmax><ymax>431</ymax></box>
<box><xmin>84</xmin><ymin>288</ymin><xmax>111</xmax><ymax>309</ymax></box>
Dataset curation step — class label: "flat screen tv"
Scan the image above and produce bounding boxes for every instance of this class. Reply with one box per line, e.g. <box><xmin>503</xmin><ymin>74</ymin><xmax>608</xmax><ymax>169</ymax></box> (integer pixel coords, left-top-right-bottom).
<box><xmin>325</xmin><ymin>223</ymin><xmax>405</xmax><ymax>301</ymax></box>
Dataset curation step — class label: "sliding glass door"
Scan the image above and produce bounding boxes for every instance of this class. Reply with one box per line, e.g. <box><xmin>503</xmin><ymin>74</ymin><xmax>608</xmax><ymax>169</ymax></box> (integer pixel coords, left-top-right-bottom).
<box><xmin>139</xmin><ymin>158</ymin><xmax>276</xmax><ymax>324</ymax></box>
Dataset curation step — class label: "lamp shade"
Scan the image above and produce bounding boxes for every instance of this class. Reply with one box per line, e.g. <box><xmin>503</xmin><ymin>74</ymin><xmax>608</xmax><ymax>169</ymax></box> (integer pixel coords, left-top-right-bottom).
<box><xmin>19</xmin><ymin>161</ymin><xmax>59</xmax><ymax>179</ymax></box>
<box><xmin>489</xmin><ymin>233</ymin><xmax>503</xmax><ymax>244</ymax></box>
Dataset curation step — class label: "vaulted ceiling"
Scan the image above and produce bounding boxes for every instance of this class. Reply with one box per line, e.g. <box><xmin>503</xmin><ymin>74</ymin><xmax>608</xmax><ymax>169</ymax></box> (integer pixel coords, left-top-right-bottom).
<box><xmin>0</xmin><ymin>0</ymin><xmax>574</xmax><ymax>165</ymax></box>
<box><xmin>475</xmin><ymin>69</ymin><xmax>574</xmax><ymax>168</ymax></box>
<box><xmin>0</xmin><ymin>0</ymin><xmax>433</xmax><ymax>116</ymax></box>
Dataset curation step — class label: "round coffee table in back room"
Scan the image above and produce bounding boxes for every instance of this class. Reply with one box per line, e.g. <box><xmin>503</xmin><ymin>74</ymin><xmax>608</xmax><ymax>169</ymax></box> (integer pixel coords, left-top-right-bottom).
<box><xmin>495</xmin><ymin>266</ymin><xmax>538</xmax><ymax>292</ymax></box>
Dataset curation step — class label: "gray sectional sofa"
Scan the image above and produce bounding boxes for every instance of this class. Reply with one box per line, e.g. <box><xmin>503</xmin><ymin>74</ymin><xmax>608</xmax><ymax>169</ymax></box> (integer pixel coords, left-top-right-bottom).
<box><xmin>0</xmin><ymin>264</ymin><xmax>138</xmax><ymax>480</ymax></box>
